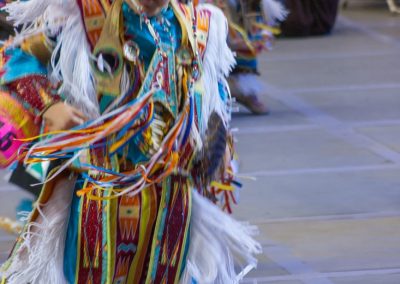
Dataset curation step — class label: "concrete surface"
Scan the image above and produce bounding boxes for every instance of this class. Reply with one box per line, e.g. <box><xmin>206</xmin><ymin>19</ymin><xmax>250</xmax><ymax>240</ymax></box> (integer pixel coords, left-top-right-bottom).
<box><xmin>0</xmin><ymin>2</ymin><xmax>400</xmax><ymax>284</ymax></box>
<box><xmin>234</xmin><ymin>3</ymin><xmax>400</xmax><ymax>284</ymax></box>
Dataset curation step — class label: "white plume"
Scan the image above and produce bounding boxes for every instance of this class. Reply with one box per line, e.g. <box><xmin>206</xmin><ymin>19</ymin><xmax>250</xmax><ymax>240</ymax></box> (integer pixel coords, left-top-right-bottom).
<box><xmin>262</xmin><ymin>0</ymin><xmax>288</xmax><ymax>26</ymax></box>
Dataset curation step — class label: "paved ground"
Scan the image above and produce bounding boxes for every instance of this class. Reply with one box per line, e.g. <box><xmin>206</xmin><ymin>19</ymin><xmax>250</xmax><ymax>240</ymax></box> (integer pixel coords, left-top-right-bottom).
<box><xmin>232</xmin><ymin>3</ymin><xmax>400</xmax><ymax>284</ymax></box>
<box><xmin>1</xmin><ymin>3</ymin><xmax>400</xmax><ymax>284</ymax></box>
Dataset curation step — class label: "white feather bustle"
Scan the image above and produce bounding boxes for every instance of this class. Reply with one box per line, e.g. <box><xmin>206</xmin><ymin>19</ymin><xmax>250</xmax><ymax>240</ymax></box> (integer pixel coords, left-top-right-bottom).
<box><xmin>180</xmin><ymin>190</ymin><xmax>262</xmax><ymax>284</ymax></box>
<box><xmin>262</xmin><ymin>0</ymin><xmax>288</xmax><ymax>26</ymax></box>
<box><xmin>3</xmin><ymin>0</ymin><xmax>100</xmax><ymax>119</ymax></box>
<box><xmin>197</xmin><ymin>4</ymin><xmax>236</xmax><ymax>133</ymax></box>
<box><xmin>0</xmin><ymin>176</ymin><xmax>76</xmax><ymax>284</ymax></box>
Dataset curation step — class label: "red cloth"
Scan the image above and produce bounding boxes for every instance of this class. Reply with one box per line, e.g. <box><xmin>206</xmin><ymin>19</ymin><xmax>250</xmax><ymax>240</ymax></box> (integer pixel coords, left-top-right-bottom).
<box><xmin>6</xmin><ymin>75</ymin><xmax>61</xmax><ymax>117</ymax></box>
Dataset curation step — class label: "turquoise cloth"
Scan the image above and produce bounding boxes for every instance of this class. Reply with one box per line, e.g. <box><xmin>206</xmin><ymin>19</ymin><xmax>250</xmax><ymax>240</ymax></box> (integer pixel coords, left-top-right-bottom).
<box><xmin>235</xmin><ymin>57</ymin><xmax>258</xmax><ymax>72</ymax></box>
<box><xmin>122</xmin><ymin>3</ymin><xmax>182</xmax><ymax>69</ymax></box>
<box><xmin>0</xmin><ymin>48</ymin><xmax>47</xmax><ymax>84</ymax></box>
<box><xmin>63</xmin><ymin>183</ymin><xmax>82</xmax><ymax>284</ymax></box>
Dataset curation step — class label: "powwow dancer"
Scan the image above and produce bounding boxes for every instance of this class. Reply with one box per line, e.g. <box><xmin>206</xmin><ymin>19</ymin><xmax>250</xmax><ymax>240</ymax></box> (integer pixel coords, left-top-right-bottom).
<box><xmin>204</xmin><ymin>0</ymin><xmax>287</xmax><ymax>114</ymax></box>
<box><xmin>0</xmin><ymin>0</ymin><xmax>261</xmax><ymax>283</ymax></box>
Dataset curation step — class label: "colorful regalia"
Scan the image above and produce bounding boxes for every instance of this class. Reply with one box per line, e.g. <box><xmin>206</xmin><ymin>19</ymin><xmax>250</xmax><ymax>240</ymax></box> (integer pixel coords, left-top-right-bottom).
<box><xmin>201</xmin><ymin>0</ymin><xmax>287</xmax><ymax>113</ymax></box>
<box><xmin>0</xmin><ymin>0</ymin><xmax>9</xmax><ymax>8</ymax></box>
<box><xmin>0</xmin><ymin>0</ymin><xmax>261</xmax><ymax>283</ymax></box>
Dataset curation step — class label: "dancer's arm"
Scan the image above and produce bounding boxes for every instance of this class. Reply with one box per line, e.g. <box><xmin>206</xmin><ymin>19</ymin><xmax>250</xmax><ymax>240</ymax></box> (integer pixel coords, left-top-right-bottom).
<box><xmin>0</xmin><ymin>38</ymin><xmax>86</xmax><ymax>131</ymax></box>
<box><xmin>0</xmin><ymin>46</ymin><xmax>61</xmax><ymax>119</ymax></box>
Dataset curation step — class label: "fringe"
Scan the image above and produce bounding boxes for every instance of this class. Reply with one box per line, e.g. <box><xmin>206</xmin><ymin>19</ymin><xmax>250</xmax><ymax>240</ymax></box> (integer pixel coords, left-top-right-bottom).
<box><xmin>197</xmin><ymin>4</ymin><xmax>236</xmax><ymax>134</ymax></box>
<box><xmin>51</xmin><ymin>13</ymin><xmax>99</xmax><ymax>119</ymax></box>
<box><xmin>181</xmin><ymin>190</ymin><xmax>262</xmax><ymax>284</ymax></box>
<box><xmin>0</xmin><ymin>176</ymin><xmax>75</xmax><ymax>284</ymax></box>
<box><xmin>3</xmin><ymin>0</ymin><xmax>100</xmax><ymax>119</ymax></box>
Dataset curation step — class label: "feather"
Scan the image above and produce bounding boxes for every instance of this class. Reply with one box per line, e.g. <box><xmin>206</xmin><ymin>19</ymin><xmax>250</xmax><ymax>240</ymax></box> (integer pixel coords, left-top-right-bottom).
<box><xmin>192</xmin><ymin>112</ymin><xmax>227</xmax><ymax>187</ymax></box>
<box><xmin>262</xmin><ymin>0</ymin><xmax>288</xmax><ymax>26</ymax></box>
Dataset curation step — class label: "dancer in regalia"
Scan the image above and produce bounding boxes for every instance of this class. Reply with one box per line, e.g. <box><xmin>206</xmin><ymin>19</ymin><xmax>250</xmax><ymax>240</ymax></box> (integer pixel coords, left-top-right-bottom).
<box><xmin>202</xmin><ymin>0</ymin><xmax>287</xmax><ymax>114</ymax></box>
<box><xmin>0</xmin><ymin>0</ymin><xmax>260</xmax><ymax>283</ymax></box>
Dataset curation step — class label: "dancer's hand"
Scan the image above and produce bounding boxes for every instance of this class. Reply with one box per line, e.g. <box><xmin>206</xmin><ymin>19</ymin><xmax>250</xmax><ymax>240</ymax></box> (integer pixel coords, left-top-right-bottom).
<box><xmin>43</xmin><ymin>102</ymin><xmax>87</xmax><ymax>132</ymax></box>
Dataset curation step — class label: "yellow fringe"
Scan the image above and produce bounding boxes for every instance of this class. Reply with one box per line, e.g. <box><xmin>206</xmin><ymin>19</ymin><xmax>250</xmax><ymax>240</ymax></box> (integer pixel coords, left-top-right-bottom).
<box><xmin>210</xmin><ymin>181</ymin><xmax>234</xmax><ymax>191</ymax></box>
<box><xmin>252</xmin><ymin>22</ymin><xmax>281</xmax><ymax>35</ymax></box>
<box><xmin>0</xmin><ymin>217</ymin><xmax>22</xmax><ymax>235</ymax></box>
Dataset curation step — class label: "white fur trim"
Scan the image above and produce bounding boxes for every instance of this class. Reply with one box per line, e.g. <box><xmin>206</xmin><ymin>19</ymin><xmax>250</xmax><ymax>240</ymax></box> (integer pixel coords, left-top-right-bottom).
<box><xmin>180</xmin><ymin>190</ymin><xmax>262</xmax><ymax>284</ymax></box>
<box><xmin>197</xmin><ymin>4</ymin><xmax>236</xmax><ymax>133</ymax></box>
